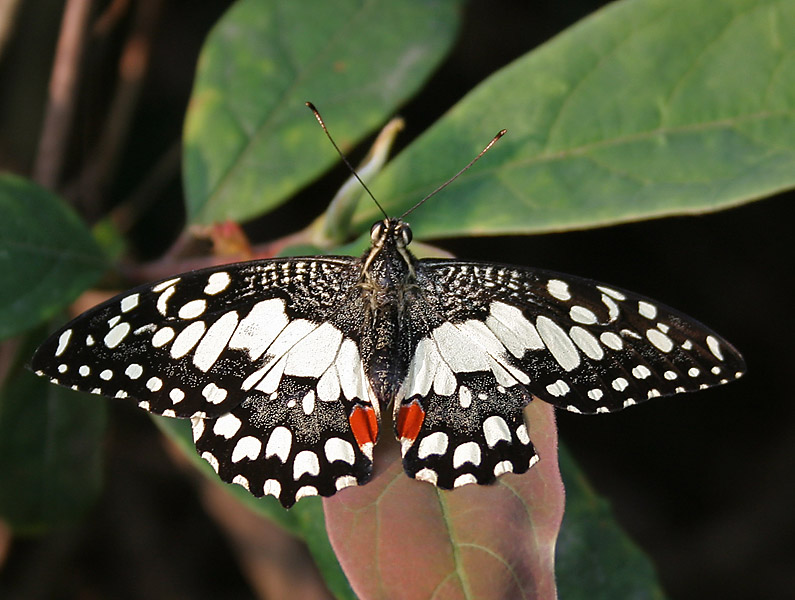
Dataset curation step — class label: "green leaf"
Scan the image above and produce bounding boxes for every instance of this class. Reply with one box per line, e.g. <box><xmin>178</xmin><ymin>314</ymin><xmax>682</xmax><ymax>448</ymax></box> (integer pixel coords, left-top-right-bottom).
<box><xmin>152</xmin><ymin>417</ymin><xmax>356</xmax><ymax>600</ymax></box>
<box><xmin>0</xmin><ymin>175</ymin><xmax>106</xmax><ymax>339</ymax></box>
<box><xmin>358</xmin><ymin>0</ymin><xmax>795</xmax><ymax>239</ymax></box>
<box><xmin>556</xmin><ymin>445</ymin><xmax>667</xmax><ymax>599</ymax></box>
<box><xmin>184</xmin><ymin>0</ymin><xmax>462</xmax><ymax>225</ymax></box>
<box><xmin>0</xmin><ymin>339</ymin><xmax>107</xmax><ymax>533</ymax></box>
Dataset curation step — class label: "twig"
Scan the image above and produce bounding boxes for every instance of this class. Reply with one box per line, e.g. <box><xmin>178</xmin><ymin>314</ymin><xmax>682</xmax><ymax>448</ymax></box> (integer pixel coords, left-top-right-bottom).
<box><xmin>0</xmin><ymin>0</ymin><xmax>23</xmax><ymax>63</ymax></box>
<box><xmin>33</xmin><ymin>0</ymin><xmax>93</xmax><ymax>190</ymax></box>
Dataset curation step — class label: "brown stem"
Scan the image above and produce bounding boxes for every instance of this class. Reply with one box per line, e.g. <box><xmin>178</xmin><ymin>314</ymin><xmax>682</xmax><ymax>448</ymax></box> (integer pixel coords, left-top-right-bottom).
<box><xmin>33</xmin><ymin>0</ymin><xmax>94</xmax><ymax>190</ymax></box>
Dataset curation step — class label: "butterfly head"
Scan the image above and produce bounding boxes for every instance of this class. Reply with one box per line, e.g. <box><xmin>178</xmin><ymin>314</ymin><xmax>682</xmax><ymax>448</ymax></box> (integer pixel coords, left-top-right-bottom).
<box><xmin>370</xmin><ymin>218</ymin><xmax>413</xmax><ymax>251</ymax></box>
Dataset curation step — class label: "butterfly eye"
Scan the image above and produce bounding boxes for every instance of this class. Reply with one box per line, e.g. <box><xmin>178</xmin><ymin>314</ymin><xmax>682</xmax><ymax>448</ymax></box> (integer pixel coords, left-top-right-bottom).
<box><xmin>370</xmin><ymin>221</ymin><xmax>386</xmax><ymax>243</ymax></box>
<box><xmin>399</xmin><ymin>224</ymin><xmax>413</xmax><ymax>247</ymax></box>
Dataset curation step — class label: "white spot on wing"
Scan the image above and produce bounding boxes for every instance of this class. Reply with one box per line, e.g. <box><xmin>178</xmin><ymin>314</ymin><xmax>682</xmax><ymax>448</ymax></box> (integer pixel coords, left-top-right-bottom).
<box><xmin>632</xmin><ymin>365</ymin><xmax>652</xmax><ymax>379</ymax></box>
<box><xmin>178</xmin><ymin>299</ymin><xmax>207</xmax><ymax>320</ymax></box>
<box><xmin>706</xmin><ymin>335</ymin><xmax>724</xmax><ymax>360</ymax></box>
<box><xmin>156</xmin><ymin>285</ymin><xmax>176</xmax><ymax>316</ymax></box>
<box><xmin>293</xmin><ymin>450</ymin><xmax>320</xmax><ymax>479</ymax></box>
<box><xmin>325</xmin><ymin>437</ymin><xmax>356</xmax><ymax>465</ymax></box>
<box><xmin>193</xmin><ymin>311</ymin><xmax>239</xmax><ymax>372</ymax></box>
<box><xmin>152</xmin><ymin>278</ymin><xmax>180</xmax><ymax>292</ymax></box>
<box><xmin>414</xmin><ymin>468</ymin><xmax>438</xmax><ymax>485</ymax></box>
<box><xmin>569</xmin><ymin>305</ymin><xmax>598</xmax><ymax>325</ymax></box>
<box><xmin>125</xmin><ymin>364</ymin><xmax>143</xmax><ymax>379</ymax></box>
<box><xmin>600</xmin><ymin>331</ymin><xmax>623</xmax><ymax>350</ymax></box>
<box><xmin>146</xmin><ymin>377</ymin><xmax>162</xmax><ymax>391</ymax></box>
<box><xmin>453</xmin><ymin>473</ymin><xmax>478</xmax><ymax>488</ymax></box>
<box><xmin>546</xmin><ymin>379</ymin><xmax>570</xmax><ymax>397</ymax></box>
<box><xmin>213</xmin><ymin>413</ymin><xmax>242</xmax><ymax>439</ymax></box>
<box><xmin>638</xmin><ymin>301</ymin><xmax>657</xmax><ymax>319</ymax></box>
<box><xmin>284</xmin><ymin>322</ymin><xmax>343</xmax><ymax>378</ymax></box>
<box><xmin>152</xmin><ymin>327</ymin><xmax>175</xmax><ymax>347</ymax></box>
<box><xmin>486</xmin><ymin>301</ymin><xmax>544</xmax><ymax>357</ymax></box>
<box><xmin>170</xmin><ymin>321</ymin><xmax>206</xmax><ymax>358</ymax></box>
<box><xmin>169</xmin><ymin>388</ymin><xmax>185</xmax><ymax>404</ymax></box>
<box><xmin>121</xmin><ymin>293</ymin><xmax>140</xmax><ymax>312</ymax></box>
<box><xmin>597</xmin><ymin>286</ymin><xmax>626</xmax><ymax>301</ymax></box>
<box><xmin>452</xmin><ymin>441</ymin><xmax>481</xmax><ymax>468</ymax></box>
<box><xmin>418</xmin><ymin>431</ymin><xmax>449</xmax><ymax>459</ymax></box>
<box><xmin>202</xmin><ymin>383</ymin><xmax>227</xmax><ymax>404</ymax></box>
<box><xmin>295</xmin><ymin>485</ymin><xmax>318</xmax><ymax>500</ymax></box>
<box><xmin>536</xmin><ymin>316</ymin><xmax>580</xmax><ymax>371</ymax></box>
<box><xmin>204</xmin><ymin>272</ymin><xmax>231</xmax><ymax>295</ymax></box>
<box><xmin>647</xmin><ymin>328</ymin><xmax>674</xmax><ymax>352</ymax></box>
<box><xmin>228</xmin><ymin>298</ymin><xmax>289</xmax><ymax>360</ymax></box>
<box><xmin>104</xmin><ymin>322</ymin><xmax>131</xmax><ymax>348</ymax></box>
<box><xmin>569</xmin><ymin>326</ymin><xmax>604</xmax><ymax>360</ymax></box>
<box><xmin>547</xmin><ymin>279</ymin><xmax>571</xmax><ymax>301</ymax></box>
<box><xmin>302</xmin><ymin>390</ymin><xmax>315</xmax><ymax>415</ymax></box>
<box><xmin>232</xmin><ymin>436</ymin><xmax>262</xmax><ymax>462</ymax></box>
<box><xmin>483</xmin><ymin>415</ymin><xmax>511</xmax><ymax>448</ymax></box>
<box><xmin>265</xmin><ymin>427</ymin><xmax>292</xmax><ymax>463</ymax></box>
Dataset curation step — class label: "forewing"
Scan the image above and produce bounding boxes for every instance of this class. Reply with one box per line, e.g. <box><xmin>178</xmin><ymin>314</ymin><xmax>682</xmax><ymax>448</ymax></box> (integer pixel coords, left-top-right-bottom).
<box><xmin>31</xmin><ymin>257</ymin><xmax>378</xmax><ymax>507</ymax></box>
<box><xmin>413</xmin><ymin>260</ymin><xmax>746</xmax><ymax>415</ymax></box>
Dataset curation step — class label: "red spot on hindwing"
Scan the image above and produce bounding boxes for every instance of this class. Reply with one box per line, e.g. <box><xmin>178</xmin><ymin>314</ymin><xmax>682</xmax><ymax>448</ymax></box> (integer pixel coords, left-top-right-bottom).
<box><xmin>349</xmin><ymin>405</ymin><xmax>379</xmax><ymax>449</ymax></box>
<box><xmin>396</xmin><ymin>400</ymin><xmax>425</xmax><ymax>442</ymax></box>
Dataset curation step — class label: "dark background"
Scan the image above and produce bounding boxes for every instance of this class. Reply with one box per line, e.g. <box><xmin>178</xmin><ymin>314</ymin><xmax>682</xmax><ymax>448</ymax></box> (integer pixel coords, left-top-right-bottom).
<box><xmin>1</xmin><ymin>1</ymin><xmax>793</xmax><ymax>598</ymax></box>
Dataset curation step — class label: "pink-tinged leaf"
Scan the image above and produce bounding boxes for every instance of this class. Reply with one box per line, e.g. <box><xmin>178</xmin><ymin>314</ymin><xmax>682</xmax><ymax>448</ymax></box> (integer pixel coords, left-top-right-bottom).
<box><xmin>324</xmin><ymin>400</ymin><xmax>563</xmax><ymax>600</ymax></box>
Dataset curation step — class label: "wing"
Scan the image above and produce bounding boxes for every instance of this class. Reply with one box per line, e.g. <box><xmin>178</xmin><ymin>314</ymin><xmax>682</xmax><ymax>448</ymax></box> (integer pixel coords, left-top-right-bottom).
<box><xmin>394</xmin><ymin>259</ymin><xmax>745</xmax><ymax>489</ymax></box>
<box><xmin>31</xmin><ymin>257</ymin><xmax>378</xmax><ymax>508</ymax></box>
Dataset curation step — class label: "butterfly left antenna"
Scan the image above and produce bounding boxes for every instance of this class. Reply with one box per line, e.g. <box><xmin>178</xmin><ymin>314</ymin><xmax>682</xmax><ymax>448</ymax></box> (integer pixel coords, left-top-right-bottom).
<box><xmin>306</xmin><ymin>102</ymin><xmax>389</xmax><ymax>219</ymax></box>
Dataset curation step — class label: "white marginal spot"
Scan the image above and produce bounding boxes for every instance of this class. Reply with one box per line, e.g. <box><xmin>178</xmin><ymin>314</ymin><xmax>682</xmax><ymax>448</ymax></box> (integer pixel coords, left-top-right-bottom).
<box><xmin>452</xmin><ymin>441</ymin><xmax>482</xmax><ymax>468</ymax></box>
<box><xmin>638</xmin><ymin>301</ymin><xmax>657</xmax><ymax>319</ymax></box>
<box><xmin>567</xmin><ymin>405</ymin><xmax>582</xmax><ymax>413</ymax></box>
<box><xmin>688</xmin><ymin>367</ymin><xmax>700</xmax><ymax>377</ymax></box>
<box><xmin>647</xmin><ymin>328</ymin><xmax>674</xmax><ymax>352</ymax></box>
<box><xmin>204</xmin><ymin>272</ymin><xmax>231</xmax><ymax>295</ymax></box>
<box><xmin>570</xmin><ymin>326</ymin><xmax>604</xmax><ymax>360</ymax></box>
<box><xmin>418</xmin><ymin>431</ymin><xmax>449</xmax><ymax>459</ymax></box>
<box><xmin>600</xmin><ymin>331</ymin><xmax>623</xmax><ymax>351</ymax></box>
<box><xmin>675</xmin><ymin>386</ymin><xmax>686</xmax><ymax>393</ymax></box>
<box><xmin>494</xmin><ymin>460</ymin><xmax>514</xmax><ymax>477</ymax></box>
<box><xmin>232</xmin><ymin>436</ymin><xmax>262</xmax><ymax>462</ymax></box>
<box><xmin>459</xmin><ymin>385</ymin><xmax>472</xmax><ymax>409</ymax></box>
<box><xmin>483</xmin><ymin>415</ymin><xmax>511</xmax><ymax>448</ymax></box>
<box><xmin>156</xmin><ymin>285</ymin><xmax>176</xmax><ymax>316</ymax></box>
<box><xmin>596</xmin><ymin>407</ymin><xmax>610</xmax><ymax>414</ymax></box>
<box><xmin>193</xmin><ymin>311</ymin><xmax>239</xmax><ymax>372</ymax></box>
<box><xmin>100</xmin><ymin>369</ymin><xmax>113</xmax><ymax>381</ymax></box>
<box><xmin>213</xmin><ymin>413</ymin><xmax>242</xmax><ymax>439</ymax></box>
<box><xmin>178</xmin><ymin>299</ymin><xmax>207</xmax><ymax>320</ymax></box>
<box><xmin>190</xmin><ymin>416</ymin><xmax>205</xmax><ymax>441</ymax></box>
<box><xmin>293</xmin><ymin>450</ymin><xmax>320</xmax><ymax>479</ymax></box>
<box><xmin>115</xmin><ymin>390</ymin><xmax>127</xmax><ymax>398</ymax></box>
<box><xmin>152</xmin><ymin>277</ymin><xmax>180</xmax><ymax>293</ymax></box>
<box><xmin>706</xmin><ymin>335</ymin><xmax>724</xmax><ymax>360</ymax></box>
<box><xmin>325</xmin><ymin>437</ymin><xmax>356</xmax><ymax>465</ymax></box>
<box><xmin>152</xmin><ymin>327</ymin><xmax>175</xmax><ymax>347</ymax></box>
<box><xmin>45</xmin><ymin>331</ymin><xmax>71</xmax><ymax>354</ymax></box>
<box><xmin>570</xmin><ymin>305</ymin><xmax>598</xmax><ymax>325</ymax></box>
<box><xmin>138</xmin><ymin>400</ymin><xmax>150</xmax><ymax>410</ymax></box>
<box><xmin>302</xmin><ymin>390</ymin><xmax>316</xmax><ymax>415</ymax></box>
<box><xmin>146</xmin><ymin>377</ymin><xmax>162</xmax><ymax>392</ymax></box>
<box><xmin>597</xmin><ymin>286</ymin><xmax>626</xmax><ymax>301</ymax></box>
<box><xmin>79</xmin><ymin>365</ymin><xmax>90</xmax><ymax>377</ymax></box>
<box><xmin>536</xmin><ymin>316</ymin><xmax>580</xmax><ymax>371</ymax></box>
<box><xmin>547</xmin><ymin>279</ymin><xmax>571</xmax><ymax>301</ymax></box>
<box><xmin>632</xmin><ymin>365</ymin><xmax>652</xmax><ymax>379</ymax></box>
<box><xmin>263</xmin><ymin>479</ymin><xmax>281</xmax><ymax>498</ymax></box>
<box><xmin>170</xmin><ymin>321</ymin><xmax>206</xmax><ymax>359</ymax></box>
<box><xmin>588</xmin><ymin>388</ymin><xmax>604</xmax><ymax>401</ymax></box>
<box><xmin>295</xmin><ymin>486</ymin><xmax>318</xmax><ymax>500</ymax></box>
<box><xmin>228</xmin><ymin>298</ymin><xmax>289</xmax><ymax>360</ymax></box>
<box><xmin>665</xmin><ymin>370</ymin><xmax>678</xmax><ymax>380</ymax></box>
<box><xmin>453</xmin><ymin>473</ymin><xmax>478</xmax><ymax>488</ymax></box>
<box><xmin>169</xmin><ymin>388</ymin><xmax>185</xmax><ymax>404</ymax></box>
<box><xmin>624</xmin><ymin>399</ymin><xmax>637</xmax><ymax>407</ymax></box>
<box><xmin>104</xmin><ymin>322</ymin><xmax>131</xmax><ymax>348</ymax></box>
<box><xmin>201</xmin><ymin>452</ymin><xmax>219</xmax><ymax>473</ymax></box>
<box><xmin>121</xmin><ymin>293</ymin><xmax>140</xmax><ymax>312</ymax></box>
<box><xmin>647</xmin><ymin>389</ymin><xmax>661</xmax><ymax>398</ymax></box>
<box><xmin>202</xmin><ymin>382</ymin><xmax>227</xmax><ymax>404</ymax></box>
<box><xmin>515</xmin><ymin>424</ymin><xmax>530</xmax><ymax>445</ymax></box>
<box><xmin>125</xmin><ymin>364</ymin><xmax>143</xmax><ymax>379</ymax></box>
<box><xmin>232</xmin><ymin>475</ymin><xmax>250</xmax><ymax>491</ymax></box>
<box><xmin>335</xmin><ymin>475</ymin><xmax>358</xmax><ymax>491</ymax></box>
<box><xmin>546</xmin><ymin>379</ymin><xmax>570</xmax><ymax>397</ymax></box>
<box><xmin>265</xmin><ymin>426</ymin><xmax>292</xmax><ymax>463</ymax></box>
<box><xmin>682</xmin><ymin>340</ymin><xmax>694</xmax><ymax>350</ymax></box>
<box><xmin>612</xmin><ymin>377</ymin><xmax>629</xmax><ymax>391</ymax></box>
<box><xmin>414</xmin><ymin>468</ymin><xmax>438</xmax><ymax>485</ymax></box>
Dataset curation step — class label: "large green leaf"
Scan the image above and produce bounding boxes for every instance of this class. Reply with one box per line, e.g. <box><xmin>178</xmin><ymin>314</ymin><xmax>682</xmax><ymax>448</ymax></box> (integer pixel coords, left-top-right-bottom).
<box><xmin>0</xmin><ymin>175</ymin><xmax>106</xmax><ymax>339</ymax></box>
<box><xmin>0</xmin><ymin>340</ymin><xmax>107</xmax><ymax>533</ymax></box>
<box><xmin>556</xmin><ymin>446</ymin><xmax>667</xmax><ymax>599</ymax></box>
<box><xmin>184</xmin><ymin>0</ymin><xmax>462</xmax><ymax>225</ymax></box>
<box><xmin>356</xmin><ymin>0</ymin><xmax>795</xmax><ymax>239</ymax></box>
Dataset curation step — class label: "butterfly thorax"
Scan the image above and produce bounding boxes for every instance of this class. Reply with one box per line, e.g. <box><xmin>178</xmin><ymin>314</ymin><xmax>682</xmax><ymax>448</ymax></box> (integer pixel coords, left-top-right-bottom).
<box><xmin>358</xmin><ymin>218</ymin><xmax>417</xmax><ymax>406</ymax></box>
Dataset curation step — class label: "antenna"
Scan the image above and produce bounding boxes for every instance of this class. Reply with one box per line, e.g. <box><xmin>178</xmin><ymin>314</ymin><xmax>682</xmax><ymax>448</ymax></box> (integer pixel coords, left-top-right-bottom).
<box><xmin>306</xmin><ymin>102</ymin><xmax>388</xmax><ymax>219</ymax></box>
<box><xmin>400</xmin><ymin>128</ymin><xmax>506</xmax><ymax>219</ymax></box>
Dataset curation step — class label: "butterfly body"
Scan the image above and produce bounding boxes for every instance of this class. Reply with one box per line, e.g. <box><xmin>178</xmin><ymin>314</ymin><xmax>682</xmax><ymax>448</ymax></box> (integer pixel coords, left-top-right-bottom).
<box><xmin>31</xmin><ymin>217</ymin><xmax>745</xmax><ymax>507</ymax></box>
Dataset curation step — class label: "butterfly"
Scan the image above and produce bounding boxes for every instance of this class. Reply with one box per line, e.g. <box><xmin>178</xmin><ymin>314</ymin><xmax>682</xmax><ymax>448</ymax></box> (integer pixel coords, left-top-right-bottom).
<box><xmin>30</xmin><ymin>110</ymin><xmax>745</xmax><ymax>508</ymax></box>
